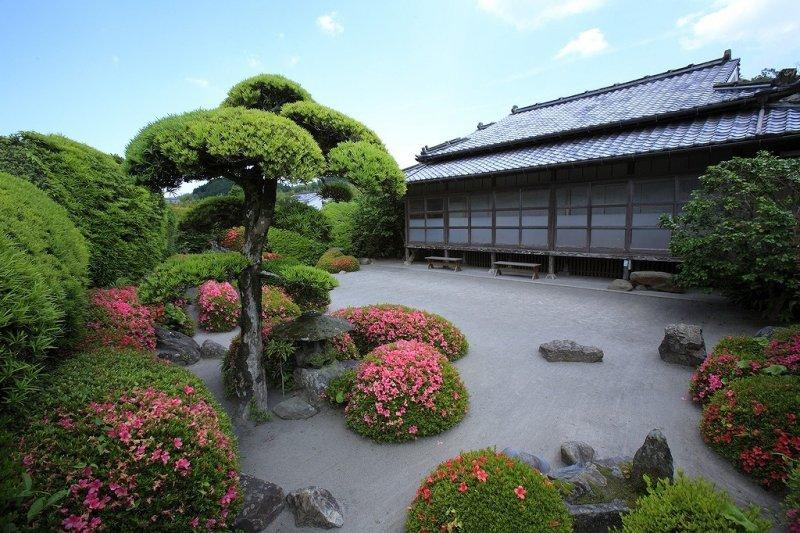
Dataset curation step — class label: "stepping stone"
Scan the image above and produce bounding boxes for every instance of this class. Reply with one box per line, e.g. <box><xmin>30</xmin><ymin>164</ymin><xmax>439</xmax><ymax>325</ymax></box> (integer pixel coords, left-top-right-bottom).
<box><xmin>286</xmin><ymin>486</ymin><xmax>343</xmax><ymax>529</ymax></box>
<box><xmin>232</xmin><ymin>474</ymin><xmax>284</xmax><ymax>532</ymax></box>
<box><xmin>539</xmin><ymin>340</ymin><xmax>603</xmax><ymax>363</ymax></box>
<box><xmin>561</xmin><ymin>441</ymin><xmax>596</xmax><ymax>465</ymax></box>
<box><xmin>273</xmin><ymin>396</ymin><xmax>319</xmax><ymax>420</ymax></box>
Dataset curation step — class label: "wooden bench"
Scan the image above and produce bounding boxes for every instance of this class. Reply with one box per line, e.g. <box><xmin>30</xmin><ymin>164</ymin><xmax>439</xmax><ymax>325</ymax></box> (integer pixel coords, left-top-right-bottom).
<box><xmin>492</xmin><ymin>260</ymin><xmax>541</xmax><ymax>279</ymax></box>
<box><xmin>425</xmin><ymin>256</ymin><xmax>463</xmax><ymax>271</ymax></box>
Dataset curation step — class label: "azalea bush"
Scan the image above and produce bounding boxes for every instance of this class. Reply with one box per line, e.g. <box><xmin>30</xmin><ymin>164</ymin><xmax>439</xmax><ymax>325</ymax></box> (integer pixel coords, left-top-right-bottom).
<box><xmin>700</xmin><ymin>375</ymin><xmax>799</xmax><ymax>489</ymax></box>
<box><xmin>263</xmin><ymin>258</ymin><xmax>338</xmax><ymax>312</ymax></box>
<box><xmin>344</xmin><ymin>340</ymin><xmax>468</xmax><ymax>443</ymax></box>
<box><xmin>331</xmin><ymin>332</ymin><xmax>359</xmax><ymax>360</ymax></box>
<box><xmin>618</xmin><ymin>473</ymin><xmax>770</xmax><ymax>532</ymax></box>
<box><xmin>316</xmin><ymin>249</ymin><xmax>360</xmax><ymax>273</ymax></box>
<box><xmin>12</xmin><ymin>348</ymin><xmax>240</xmax><ymax>531</ymax></box>
<box><xmin>220</xmin><ymin>226</ymin><xmax>245</xmax><ymax>251</ymax></box>
<box><xmin>137</xmin><ymin>252</ymin><xmax>248</xmax><ymax>304</ymax></box>
<box><xmin>332</xmin><ymin>304</ymin><xmax>468</xmax><ymax>361</ymax></box>
<box><xmin>689</xmin><ymin>336</ymin><xmax>767</xmax><ymax>403</ymax></box>
<box><xmin>785</xmin><ymin>465</ymin><xmax>800</xmax><ymax>533</ymax></box>
<box><xmin>197</xmin><ymin>280</ymin><xmax>240</xmax><ymax>332</ymax></box>
<box><xmin>83</xmin><ymin>287</ymin><xmax>156</xmax><ymax>351</ymax></box>
<box><xmin>765</xmin><ymin>333</ymin><xmax>800</xmax><ymax>373</ymax></box>
<box><xmin>260</xmin><ymin>285</ymin><xmax>301</xmax><ymax>336</ymax></box>
<box><xmin>150</xmin><ymin>301</ymin><xmax>195</xmax><ymax>336</ymax></box>
<box><xmin>406</xmin><ymin>448</ymin><xmax>572</xmax><ymax>532</ymax></box>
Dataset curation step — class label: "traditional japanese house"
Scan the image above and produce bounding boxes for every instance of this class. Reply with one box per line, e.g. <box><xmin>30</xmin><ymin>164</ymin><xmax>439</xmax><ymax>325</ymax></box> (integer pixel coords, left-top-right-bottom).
<box><xmin>403</xmin><ymin>50</ymin><xmax>800</xmax><ymax>278</ymax></box>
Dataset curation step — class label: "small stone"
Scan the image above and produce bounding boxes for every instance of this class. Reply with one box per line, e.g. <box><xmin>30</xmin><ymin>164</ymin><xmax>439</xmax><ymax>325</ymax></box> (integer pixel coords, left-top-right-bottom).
<box><xmin>358</xmin><ymin>258</ymin><xmax>373</xmax><ymax>265</ymax></box>
<box><xmin>630</xmin><ymin>429</ymin><xmax>674</xmax><ymax>491</ymax></box>
<box><xmin>561</xmin><ymin>441</ymin><xmax>596</xmax><ymax>465</ymax></box>
<box><xmin>232</xmin><ymin>474</ymin><xmax>285</xmax><ymax>532</ymax></box>
<box><xmin>658</xmin><ymin>324</ymin><xmax>706</xmax><ymax>367</ymax></box>
<box><xmin>502</xmin><ymin>447</ymin><xmax>551</xmax><ymax>474</ymax></box>
<box><xmin>629</xmin><ymin>271</ymin><xmax>683</xmax><ymax>293</ymax></box>
<box><xmin>607</xmin><ymin>279</ymin><xmax>633</xmax><ymax>291</ymax></box>
<box><xmin>155</xmin><ymin>326</ymin><xmax>201</xmax><ymax>366</ymax></box>
<box><xmin>548</xmin><ymin>463</ymin><xmax>607</xmax><ymax>503</ymax></box>
<box><xmin>200</xmin><ymin>339</ymin><xmax>227</xmax><ymax>359</ymax></box>
<box><xmin>294</xmin><ymin>362</ymin><xmax>350</xmax><ymax>406</ymax></box>
<box><xmin>273</xmin><ymin>396</ymin><xmax>319</xmax><ymax>420</ymax></box>
<box><xmin>539</xmin><ymin>340</ymin><xmax>604</xmax><ymax>363</ymax></box>
<box><xmin>592</xmin><ymin>456</ymin><xmax>632</xmax><ymax>479</ymax></box>
<box><xmin>286</xmin><ymin>486</ymin><xmax>343</xmax><ymax>529</ymax></box>
<box><xmin>567</xmin><ymin>500</ymin><xmax>629</xmax><ymax>533</ymax></box>
<box><xmin>755</xmin><ymin>326</ymin><xmax>776</xmax><ymax>338</ymax></box>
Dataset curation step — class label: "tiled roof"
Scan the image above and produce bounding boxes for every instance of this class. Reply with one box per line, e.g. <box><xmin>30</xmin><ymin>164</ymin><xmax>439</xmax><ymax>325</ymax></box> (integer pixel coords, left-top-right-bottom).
<box><xmin>418</xmin><ymin>55</ymin><xmax>784</xmax><ymax>162</ymax></box>
<box><xmin>405</xmin><ymin>106</ymin><xmax>800</xmax><ymax>182</ymax></box>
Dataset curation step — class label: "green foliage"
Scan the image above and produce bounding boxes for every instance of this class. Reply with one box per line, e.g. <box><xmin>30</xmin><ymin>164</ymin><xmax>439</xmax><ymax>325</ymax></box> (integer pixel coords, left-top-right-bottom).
<box><xmin>326</xmin><ymin>369</ymin><xmax>356</xmax><ymax>406</ymax></box>
<box><xmin>222</xmin><ymin>74</ymin><xmax>313</xmax><ymax>112</ymax></box>
<box><xmin>618</xmin><ymin>472</ymin><xmax>770</xmax><ymax>532</ymax></box>
<box><xmin>157</xmin><ymin>303</ymin><xmax>195</xmax><ymax>336</ymax></box>
<box><xmin>274</xmin><ymin>195</ymin><xmax>331</xmax><ymax>242</ymax></box>
<box><xmin>279</xmin><ymin>101</ymin><xmax>383</xmax><ymax>154</ymax></box>
<box><xmin>349</xmin><ymin>194</ymin><xmax>406</xmax><ymax>258</ymax></box>
<box><xmin>191</xmin><ymin>177</ymin><xmax>235</xmax><ymax>198</ymax></box>
<box><xmin>327</xmin><ymin>141</ymin><xmax>406</xmax><ymax>196</ymax></box>
<box><xmin>0</xmin><ymin>173</ymin><xmax>89</xmax><ymax>414</ymax></box>
<box><xmin>406</xmin><ymin>449</ymin><xmax>572</xmax><ymax>532</ymax></box>
<box><xmin>267</xmin><ymin>227</ymin><xmax>327</xmax><ymax>266</ymax></box>
<box><xmin>137</xmin><ymin>252</ymin><xmax>249</xmax><ymax>304</ymax></box>
<box><xmin>316</xmin><ymin>249</ymin><xmax>360</xmax><ymax>273</ymax></box>
<box><xmin>0</xmin><ymin>132</ymin><xmax>172</xmax><ymax>286</ymax></box>
<box><xmin>321</xmin><ymin>201</ymin><xmax>359</xmax><ymax>252</ymax></box>
<box><xmin>320</xmin><ymin>179</ymin><xmax>356</xmax><ymax>202</ymax></box>
<box><xmin>125</xmin><ymin>107</ymin><xmax>325</xmax><ymax>191</ymax></box>
<box><xmin>264</xmin><ymin>260</ymin><xmax>339</xmax><ymax>312</ymax></box>
<box><xmin>176</xmin><ymin>195</ymin><xmax>245</xmax><ymax>252</ymax></box>
<box><xmin>784</xmin><ymin>464</ymin><xmax>800</xmax><ymax>531</ymax></box>
<box><xmin>262</xmin><ymin>338</ymin><xmax>296</xmax><ymax>392</ymax></box>
<box><xmin>663</xmin><ymin>152</ymin><xmax>800</xmax><ymax>321</ymax></box>
<box><xmin>713</xmin><ymin>336</ymin><xmax>769</xmax><ymax>358</ymax></box>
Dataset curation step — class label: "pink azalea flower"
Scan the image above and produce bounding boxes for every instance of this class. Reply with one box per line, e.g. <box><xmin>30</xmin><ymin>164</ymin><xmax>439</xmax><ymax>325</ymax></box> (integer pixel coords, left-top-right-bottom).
<box><xmin>173</xmin><ymin>437</ymin><xmax>183</xmax><ymax>449</ymax></box>
<box><xmin>408</xmin><ymin>425</ymin><xmax>418</xmax><ymax>435</ymax></box>
<box><xmin>514</xmin><ymin>485</ymin><xmax>527</xmax><ymax>499</ymax></box>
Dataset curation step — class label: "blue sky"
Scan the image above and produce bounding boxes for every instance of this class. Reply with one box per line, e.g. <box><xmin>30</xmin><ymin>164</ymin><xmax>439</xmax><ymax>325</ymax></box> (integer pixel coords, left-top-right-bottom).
<box><xmin>1</xmin><ymin>0</ymin><xmax>798</xmax><ymax>195</ymax></box>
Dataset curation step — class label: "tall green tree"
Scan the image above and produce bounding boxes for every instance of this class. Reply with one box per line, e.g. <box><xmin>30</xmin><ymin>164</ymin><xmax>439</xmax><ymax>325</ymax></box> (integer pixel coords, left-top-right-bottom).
<box><xmin>663</xmin><ymin>151</ymin><xmax>800</xmax><ymax>321</ymax></box>
<box><xmin>127</xmin><ymin>75</ymin><xmax>405</xmax><ymax>420</ymax></box>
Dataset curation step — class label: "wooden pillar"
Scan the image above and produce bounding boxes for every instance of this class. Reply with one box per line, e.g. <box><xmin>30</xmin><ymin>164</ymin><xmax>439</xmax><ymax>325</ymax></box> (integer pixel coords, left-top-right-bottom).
<box><xmin>622</xmin><ymin>258</ymin><xmax>632</xmax><ymax>280</ymax></box>
<box><xmin>489</xmin><ymin>251</ymin><xmax>497</xmax><ymax>274</ymax></box>
<box><xmin>444</xmin><ymin>248</ymin><xmax>450</xmax><ymax>258</ymax></box>
<box><xmin>546</xmin><ymin>254</ymin><xmax>557</xmax><ymax>279</ymax></box>
<box><xmin>404</xmin><ymin>247</ymin><xmax>415</xmax><ymax>265</ymax></box>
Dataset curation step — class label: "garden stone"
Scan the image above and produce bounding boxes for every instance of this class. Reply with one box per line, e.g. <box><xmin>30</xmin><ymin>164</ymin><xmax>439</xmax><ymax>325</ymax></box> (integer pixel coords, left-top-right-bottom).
<box><xmin>630</xmin><ymin>429</ymin><xmax>673</xmax><ymax>491</ymax></box>
<box><xmin>154</xmin><ymin>326</ymin><xmax>201</xmax><ymax>366</ymax></box>
<box><xmin>539</xmin><ymin>340</ymin><xmax>603</xmax><ymax>363</ymax></box>
<box><xmin>501</xmin><ymin>447</ymin><xmax>551</xmax><ymax>474</ymax></box>
<box><xmin>658</xmin><ymin>323</ymin><xmax>706</xmax><ymax>367</ymax></box>
<box><xmin>567</xmin><ymin>500</ymin><xmax>629</xmax><ymax>533</ymax></box>
<box><xmin>607</xmin><ymin>279</ymin><xmax>633</xmax><ymax>291</ymax></box>
<box><xmin>200</xmin><ymin>339</ymin><xmax>227</xmax><ymax>359</ymax></box>
<box><xmin>340</xmin><ymin>360</ymin><xmax>360</xmax><ymax>371</ymax></box>
<box><xmin>286</xmin><ymin>486</ymin><xmax>344</xmax><ymax>529</ymax></box>
<box><xmin>273</xmin><ymin>396</ymin><xmax>319</xmax><ymax>420</ymax></box>
<box><xmin>629</xmin><ymin>271</ymin><xmax>682</xmax><ymax>293</ymax></box>
<box><xmin>561</xmin><ymin>441</ymin><xmax>596</xmax><ymax>465</ymax></box>
<box><xmin>592</xmin><ymin>456</ymin><xmax>632</xmax><ymax>479</ymax></box>
<box><xmin>183</xmin><ymin>286</ymin><xmax>198</xmax><ymax>301</ymax></box>
<box><xmin>271</xmin><ymin>313</ymin><xmax>353</xmax><ymax>368</ymax></box>
<box><xmin>548</xmin><ymin>463</ymin><xmax>607</xmax><ymax>502</ymax></box>
<box><xmin>755</xmin><ymin>326</ymin><xmax>776</xmax><ymax>338</ymax></box>
<box><xmin>358</xmin><ymin>257</ymin><xmax>373</xmax><ymax>265</ymax></box>
<box><xmin>232</xmin><ymin>474</ymin><xmax>285</xmax><ymax>532</ymax></box>
<box><xmin>295</xmin><ymin>361</ymin><xmax>349</xmax><ymax>407</ymax></box>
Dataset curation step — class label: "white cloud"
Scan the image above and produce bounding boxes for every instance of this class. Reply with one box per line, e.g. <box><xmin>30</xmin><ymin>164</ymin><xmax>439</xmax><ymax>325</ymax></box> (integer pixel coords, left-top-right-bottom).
<box><xmin>288</xmin><ymin>56</ymin><xmax>300</xmax><ymax>67</ymax></box>
<box><xmin>316</xmin><ymin>12</ymin><xmax>344</xmax><ymax>36</ymax></box>
<box><xmin>676</xmin><ymin>0</ymin><xmax>800</xmax><ymax>50</ymax></box>
<box><xmin>476</xmin><ymin>0</ymin><xmax>606</xmax><ymax>30</ymax></box>
<box><xmin>185</xmin><ymin>77</ymin><xmax>210</xmax><ymax>88</ymax></box>
<box><xmin>555</xmin><ymin>28</ymin><xmax>610</xmax><ymax>59</ymax></box>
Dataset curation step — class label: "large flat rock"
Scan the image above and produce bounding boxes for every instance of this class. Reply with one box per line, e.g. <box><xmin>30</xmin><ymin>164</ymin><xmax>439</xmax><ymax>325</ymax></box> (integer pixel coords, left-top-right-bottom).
<box><xmin>539</xmin><ymin>340</ymin><xmax>603</xmax><ymax>363</ymax></box>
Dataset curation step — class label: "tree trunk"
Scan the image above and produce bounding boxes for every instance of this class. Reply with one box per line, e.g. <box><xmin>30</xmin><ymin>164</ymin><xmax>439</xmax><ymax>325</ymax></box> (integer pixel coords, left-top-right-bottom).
<box><xmin>236</xmin><ymin>177</ymin><xmax>277</xmax><ymax>422</ymax></box>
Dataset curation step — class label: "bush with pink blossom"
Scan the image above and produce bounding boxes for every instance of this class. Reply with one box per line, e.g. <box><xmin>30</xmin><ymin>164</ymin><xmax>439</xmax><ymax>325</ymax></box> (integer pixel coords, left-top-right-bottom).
<box><xmin>331</xmin><ymin>304</ymin><xmax>468</xmax><ymax>361</ymax></box>
<box><xmin>83</xmin><ymin>287</ymin><xmax>156</xmax><ymax>351</ymax></box>
<box><xmin>197</xmin><ymin>280</ymin><xmax>240</xmax><ymax>332</ymax></box>
<box><xmin>13</xmin><ymin>348</ymin><xmax>240</xmax><ymax>531</ymax></box>
<box><xmin>343</xmin><ymin>340</ymin><xmax>468</xmax><ymax>443</ymax></box>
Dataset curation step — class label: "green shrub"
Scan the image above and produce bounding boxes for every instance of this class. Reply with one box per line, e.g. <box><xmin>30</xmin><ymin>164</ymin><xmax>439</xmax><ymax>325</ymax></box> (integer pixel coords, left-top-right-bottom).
<box><xmin>345</xmin><ymin>340</ymin><xmax>468</xmax><ymax>443</ymax></box>
<box><xmin>153</xmin><ymin>302</ymin><xmax>195</xmax><ymax>336</ymax></box>
<box><xmin>176</xmin><ymin>195</ymin><xmax>244</xmax><ymax>252</ymax></box>
<box><xmin>349</xmin><ymin>194</ymin><xmax>405</xmax><ymax>258</ymax></box>
<box><xmin>11</xmin><ymin>349</ymin><xmax>240</xmax><ymax>531</ymax></box>
<box><xmin>326</xmin><ymin>369</ymin><xmax>356</xmax><ymax>406</ymax></box>
<box><xmin>279</xmin><ymin>101</ymin><xmax>383</xmax><ymax>154</ymax></box>
<box><xmin>0</xmin><ymin>132</ymin><xmax>172</xmax><ymax>286</ymax></box>
<box><xmin>316</xmin><ymin>249</ymin><xmax>360</xmax><ymax>273</ymax></box>
<box><xmin>191</xmin><ymin>177</ymin><xmax>235</xmax><ymax>199</ymax></box>
<box><xmin>266</xmin><ymin>262</ymin><xmax>338</xmax><ymax>312</ymax></box>
<box><xmin>0</xmin><ymin>173</ymin><xmax>89</xmax><ymax>415</ymax></box>
<box><xmin>137</xmin><ymin>252</ymin><xmax>249</xmax><ymax>304</ymax></box>
<box><xmin>320</xmin><ymin>180</ymin><xmax>356</xmax><ymax>202</ymax></box>
<box><xmin>713</xmin><ymin>336</ymin><xmax>768</xmax><ymax>358</ymax></box>
<box><xmin>406</xmin><ymin>448</ymin><xmax>572</xmax><ymax>532</ymax></box>
<box><xmin>267</xmin><ymin>227</ymin><xmax>327</xmax><ymax>266</ymax></box>
<box><xmin>275</xmin><ymin>196</ymin><xmax>331</xmax><ymax>243</ymax></box>
<box><xmin>618</xmin><ymin>473</ymin><xmax>770</xmax><ymax>532</ymax></box>
<box><xmin>700</xmin><ymin>375</ymin><xmax>799</xmax><ymax>489</ymax></box>
<box><xmin>321</xmin><ymin>201</ymin><xmax>358</xmax><ymax>252</ymax></box>
<box><xmin>785</xmin><ymin>464</ymin><xmax>800</xmax><ymax>531</ymax></box>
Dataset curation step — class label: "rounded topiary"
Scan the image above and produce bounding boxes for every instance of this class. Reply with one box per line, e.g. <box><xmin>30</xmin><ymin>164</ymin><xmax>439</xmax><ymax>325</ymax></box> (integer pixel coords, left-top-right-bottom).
<box><xmin>15</xmin><ymin>349</ymin><xmax>240</xmax><ymax>531</ymax></box>
<box><xmin>344</xmin><ymin>340</ymin><xmax>468</xmax><ymax>442</ymax></box>
<box><xmin>618</xmin><ymin>473</ymin><xmax>771</xmax><ymax>532</ymax></box>
<box><xmin>266</xmin><ymin>227</ymin><xmax>327</xmax><ymax>266</ymax></box>
<box><xmin>765</xmin><ymin>333</ymin><xmax>800</xmax><ymax>373</ymax></box>
<box><xmin>136</xmin><ymin>252</ymin><xmax>249</xmax><ymax>304</ymax></box>
<box><xmin>177</xmin><ymin>195</ymin><xmax>244</xmax><ymax>252</ymax></box>
<box><xmin>83</xmin><ymin>287</ymin><xmax>156</xmax><ymax>351</ymax></box>
<box><xmin>690</xmin><ymin>336</ymin><xmax>768</xmax><ymax>403</ymax></box>
<box><xmin>316</xmin><ymin>249</ymin><xmax>360</xmax><ymax>273</ymax></box>
<box><xmin>197</xmin><ymin>280</ymin><xmax>240</xmax><ymax>332</ymax></box>
<box><xmin>700</xmin><ymin>375</ymin><xmax>799</xmax><ymax>489</ymax></box>
<box><xmin>406</xmin><ymin>448</ymin><xmax>572</xmax><ymax>532</ymax></box>
<box><xmin>331</xmin><ymin>304</ymin><xmax>468</xmax><ymax>361</ymax></box>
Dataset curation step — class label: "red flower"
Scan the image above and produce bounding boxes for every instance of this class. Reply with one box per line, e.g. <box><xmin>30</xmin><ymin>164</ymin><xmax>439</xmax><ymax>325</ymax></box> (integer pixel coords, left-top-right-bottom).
<box><xmin>514</xmin><ymin>485</ymin><xmax>527</xmax><ymax>500</ymax></box>
<box><xmin>458</xmin><ymin>482</ymin><xmax>468</xmax><ymax>493</ymax></box>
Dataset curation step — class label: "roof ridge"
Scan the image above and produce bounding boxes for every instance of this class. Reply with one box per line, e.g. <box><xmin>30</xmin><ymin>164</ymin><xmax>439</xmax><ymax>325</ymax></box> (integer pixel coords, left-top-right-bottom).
<box><xmin>510</xmin><ymin>54</ymin><xmax>735</xmax><ymax>115</ymax></box>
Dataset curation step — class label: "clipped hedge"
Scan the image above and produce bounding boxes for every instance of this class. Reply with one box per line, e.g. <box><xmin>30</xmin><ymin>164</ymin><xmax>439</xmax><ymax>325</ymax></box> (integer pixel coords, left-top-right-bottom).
<box><xmin>700</xmin><ymin>375</ymin><xmax>799</xmax><ymax>489</ymax></box>
<box><xmin>263</xmin><ymin>258</ymin><xmax>338</xmax><ymax>312</ymax></box>
<box><xmin>267</xmin><ymin>227</ymin><xmax>327</xmax><ymax>266</ymax></box>
<box><xmin>279</xmin><ymin>101</ymin><xmax>382</xmax><ymax>154</ymax></box>
<box><xmin>406</xmin><ymin>449</ymin><xmax>572</xmax><ymax>532</ymax></box>
<box><xmin>619</xmin><ymin>473</ymin><xmax>770</xmax><ymax>532</ymax></box>
<box><xmin>0</xmin><ymin>132</ymin><xmax>172</xmax><ymax>286</ymax></box>
<box><xmin>345</xmin><ymin>340</ymin><xmax>468</xmax><ymax>443</ymax></box>
<box><xmin>13</xmin><ymin>349</ymin><xmax>240</xmax><ymax>531</ymax></box>
<box><xmin>0</xmin><ymin>172</ymin><xmax>89</xmax><ymax>414</ymax></box>
<box><xmin>321</xmin><ymin>201</ymin><xmax>358</xmax><ymax>252</ymax></box>
<box><xmin>331</xmin><ymin>304</ymin><xmax>468</xmax><ymax>361</ymax></box>
<box><xmin>316</xmin><ymin>249</ymin><xmax>360</xmax><ymax>273</ymax></box>
<box><xmin>176</xmin><ymin>195</ymin><xmax>244</xmax><ymax>252</ymax></box>
<box><xmin>137</xmin><ymin>252</ymin><xmax>249</xmax><ymax>304</ymax></box>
